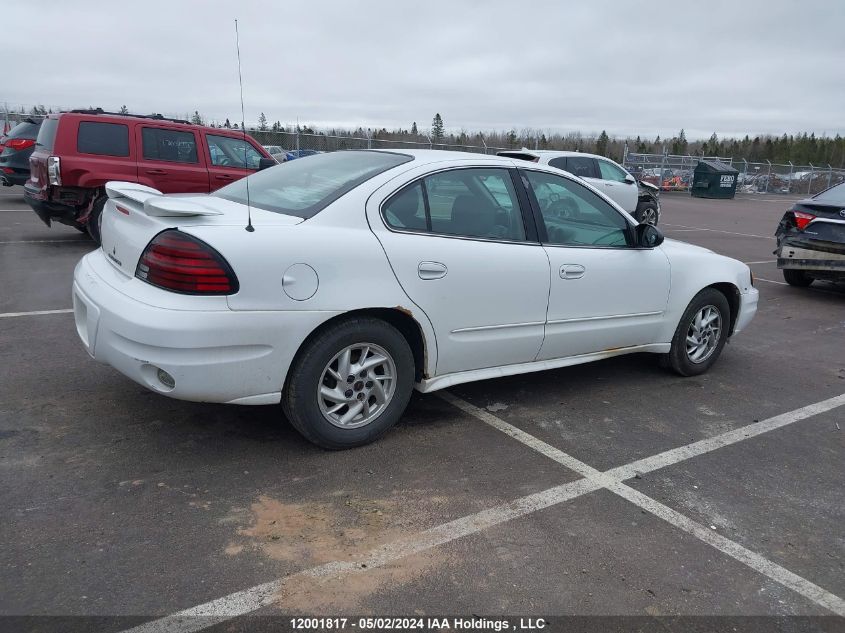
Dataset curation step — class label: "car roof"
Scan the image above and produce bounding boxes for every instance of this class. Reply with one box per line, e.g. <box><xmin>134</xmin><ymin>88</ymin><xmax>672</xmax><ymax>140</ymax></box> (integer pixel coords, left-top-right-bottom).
<box><xmin>498</xmin><ymin>148</ymin><xmax>608</xmax><ymax>160</ymax></box>
<box><xmin>372</xmin><ymin>148</ymin><xmax>513</xmax><ymax>167</ymax></box>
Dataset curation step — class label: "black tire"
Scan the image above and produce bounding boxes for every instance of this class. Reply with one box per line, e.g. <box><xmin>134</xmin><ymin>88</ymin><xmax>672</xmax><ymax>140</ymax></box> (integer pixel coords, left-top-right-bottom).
<box><xmin>283</xmin><ymin>317</ymin><xmax>415</xmax><ymax>449</ymax></box>
<box><xmin>635</xmin><ymin>201</ymin><xmax>660</xmax><ymax>225</ymax></box>
<box><xmin>86</xmin><ymin>196</ymin><xmax>106</xmax><ymax>244</ymax></box>
<box><xmin>782</xmin><ymin>269</ymin><xmax>813</xmax><ymax>287</ymax></box>
<box><xmin>663</xmin><ymin>288</ymin><xmax>731</xmax><ymax>377</ymax></box>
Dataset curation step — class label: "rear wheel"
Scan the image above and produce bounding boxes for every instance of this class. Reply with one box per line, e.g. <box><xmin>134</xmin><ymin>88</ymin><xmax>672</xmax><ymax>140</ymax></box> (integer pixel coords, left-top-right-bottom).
<box><xmin>86</xmin><ymin>196</ymin><xmax>106</xmax><ymax>244</ymax></box>
<box><xmin>283</xmin><ymin>317</ymin><xmax>414</xmax><ymax>449</ymax></box>
<box><xmin>782</xmin><ymin>269</ymin><xmax>813</xmax><ymax>287</ymax></box>
<box><xmin>663</xmin><ymin>288</ymin><xmax>730</xmax><ymax>377</ymax></box>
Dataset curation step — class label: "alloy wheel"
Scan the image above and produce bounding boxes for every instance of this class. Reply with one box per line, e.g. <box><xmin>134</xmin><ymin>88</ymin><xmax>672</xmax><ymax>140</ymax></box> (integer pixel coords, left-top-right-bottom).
<box><xmin>317</xmin><ymin>343</ymin><xmax>397</xmax><ymax>428</ymax></box>
<box><xmin>685</xmin><ymin>305</ymin><xmax>722</xmax><ymax>364</ymax></box>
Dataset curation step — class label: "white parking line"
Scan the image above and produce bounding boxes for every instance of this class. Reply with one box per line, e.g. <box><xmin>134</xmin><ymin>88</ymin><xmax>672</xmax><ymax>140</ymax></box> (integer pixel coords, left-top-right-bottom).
<box><xmin>661</xmin><ymin>223</ymin><xmax>773</xmax><ymax>239</ymax></box>
<box><xmin>755</xmin><ymin>277</ymin><xmax>789</xmax><ymax>285</ymax></box>
<box><xmin>121</xmin><ymin>391</ymin><xmax>845</xmax><ymax>632</ymax></box>
<box><xmin>0</xmin><ymin>308</ymin><xmax>73</xmax><ymax>318</ymax></box>
<box><xmin>743</xmin><ymin>260</ymin><xmax>777</xmax><ymax>265</ymax></box>
<box><xmin>440</xmin><ymin>392</ymin><xmax>845</xmax><ymax>617</ymax></box>
<box><xmin>122</xmin><ymin>479</ymin><xmax>602</xmax><ymax>633</ymax></box>
<box><xmin>0</xmin><ymin>239</ymin><xmax>89</xmax><ymax>244</ymax></box>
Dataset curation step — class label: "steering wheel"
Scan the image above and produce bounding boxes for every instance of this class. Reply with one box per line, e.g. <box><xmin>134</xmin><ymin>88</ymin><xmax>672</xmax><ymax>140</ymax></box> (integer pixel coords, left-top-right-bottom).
<box><xmin>547</xmin><ymin>198</ymin><xmax>578</xmax><ymax>218</ymax></box>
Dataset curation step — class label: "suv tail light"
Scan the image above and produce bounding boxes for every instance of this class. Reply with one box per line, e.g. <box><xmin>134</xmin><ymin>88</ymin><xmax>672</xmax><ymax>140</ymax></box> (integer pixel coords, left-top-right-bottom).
<box><xmin>136</xmin><ymin>230</ymin><xmax>239</xmax><ymax>295</ymax></box>
<box><xmin>6</xmin><ymin>138</ymin><xmax>35</xmax><ymax>151</ymax></box>
<box><xmin>47</xmin><ymin>156</ymin><xmax>61</xmax><ymax>185</ymax></box>
<box><xmin>792</xmin><ymin>210</ymin><xmax>816</xmax><ymax>230</ymax></box>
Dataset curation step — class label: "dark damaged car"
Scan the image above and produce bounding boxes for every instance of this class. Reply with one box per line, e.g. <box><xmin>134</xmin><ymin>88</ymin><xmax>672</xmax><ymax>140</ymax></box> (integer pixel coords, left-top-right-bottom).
<box><xmin>775</xmin><ymin>182</ymin><xmax>845</xmax><ymax>286</ymax></box>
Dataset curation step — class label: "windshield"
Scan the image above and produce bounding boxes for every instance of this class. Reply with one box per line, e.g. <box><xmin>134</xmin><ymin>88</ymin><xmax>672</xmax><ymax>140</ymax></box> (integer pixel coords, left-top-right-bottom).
<box><xmin>213</xmin><ymin>150</ymin><xmax>413</xmax><ymax>218</ymax></box>
<box><xmin>814</xmin><ymin>182</ymin><xmax>845</xmax><ymax>205</ymax></box>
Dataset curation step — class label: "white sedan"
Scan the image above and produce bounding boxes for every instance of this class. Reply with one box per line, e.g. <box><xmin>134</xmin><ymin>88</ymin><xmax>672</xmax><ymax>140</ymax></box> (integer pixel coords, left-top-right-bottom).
<box><xmin>72</xmin><ymin>150</ymin><xmax>758</xmax><ymax>448</ymax></box>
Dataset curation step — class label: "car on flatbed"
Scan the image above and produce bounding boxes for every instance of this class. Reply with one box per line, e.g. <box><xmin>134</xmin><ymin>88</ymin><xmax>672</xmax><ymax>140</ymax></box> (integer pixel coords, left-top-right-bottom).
<box><xmin>24</xmin><ymin>109</ymin><xmax>274</xmax><ymax>243</ymax></box>
<box><xmin>775</xmin><ymin>182</ymin><xmax>845</xmax><ymax>286</ymax></box>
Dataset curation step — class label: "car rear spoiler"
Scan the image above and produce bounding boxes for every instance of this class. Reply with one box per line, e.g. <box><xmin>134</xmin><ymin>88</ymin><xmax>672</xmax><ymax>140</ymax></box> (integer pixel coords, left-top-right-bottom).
<box><xmin>104</xmin><ymin>181</ymin><xmax>222</xmax><ymax>217</ymax></box>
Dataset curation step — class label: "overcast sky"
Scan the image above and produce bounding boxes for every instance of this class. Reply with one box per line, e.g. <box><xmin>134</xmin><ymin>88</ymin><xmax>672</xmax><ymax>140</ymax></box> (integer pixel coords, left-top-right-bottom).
<box><xmin>4</xmin><ymin>0</ymin><xmax>844</xmax><ymax>139</ymax></box>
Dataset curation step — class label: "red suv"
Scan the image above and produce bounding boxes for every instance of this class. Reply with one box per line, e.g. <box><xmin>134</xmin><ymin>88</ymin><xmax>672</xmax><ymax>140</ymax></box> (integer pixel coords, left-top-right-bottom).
<box><xmin>25</xmin><ymin>109</ymin><xmax>274</xmax><ymax>243</ymax></box>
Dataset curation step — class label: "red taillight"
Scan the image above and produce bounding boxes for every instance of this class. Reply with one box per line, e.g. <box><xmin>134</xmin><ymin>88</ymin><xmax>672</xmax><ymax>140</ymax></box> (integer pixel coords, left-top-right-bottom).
<box><xmin>792</xmin><ymin>210</ymin><xmax>816</xmax><ymax>231</ymax></box>
<box><xmin>6</xmin><ymin>138</ymin><xmax>35</xmax><ymax>151</ymax></box>
<box><xmin>136</xmin><ymin>230</ymin><xmax>238</xmax><ymax>295</ymax></box>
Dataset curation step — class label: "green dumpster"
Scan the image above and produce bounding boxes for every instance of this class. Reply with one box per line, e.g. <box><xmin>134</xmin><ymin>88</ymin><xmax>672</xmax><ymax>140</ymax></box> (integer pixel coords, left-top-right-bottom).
<box><xmin>690</xmin><ymin>160</ymin><xmax>739</xmax><ymax>199</ymax></box>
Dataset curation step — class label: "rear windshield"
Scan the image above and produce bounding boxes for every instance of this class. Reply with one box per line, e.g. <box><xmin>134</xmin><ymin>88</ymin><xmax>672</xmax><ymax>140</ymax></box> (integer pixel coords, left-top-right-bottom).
<box><xmin>213</xmin><ymin>151</ymin><xmax>413</xmax><ymax>218</ymax></box>
<box><xmin>35</xmin><ymin>118</ymin><xmax>59</xmax><ymax>151</ymax></box>
<box><xmin>814</xmin><ymin>182</ymin><xmax>845</xmax><ymax>205</ymax></box>
<box><xmin>6</xmin><ymin>121</ymin><xmax>41</xmax><ymax>140</ymax></box>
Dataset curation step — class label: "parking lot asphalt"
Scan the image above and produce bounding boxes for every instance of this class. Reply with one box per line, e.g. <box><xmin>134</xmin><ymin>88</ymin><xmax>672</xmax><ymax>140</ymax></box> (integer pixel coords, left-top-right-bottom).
<box><xmin>1</xmin><ymin>185</ymin><xmax>844</xmax><ymax>630</ymax></box>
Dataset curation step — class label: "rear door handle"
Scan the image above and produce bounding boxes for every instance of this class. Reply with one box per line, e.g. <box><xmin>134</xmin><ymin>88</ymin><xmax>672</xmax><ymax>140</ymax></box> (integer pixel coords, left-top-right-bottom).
<box><xmin>146</xmin><ymin>169</ymin><xmax>167</xmax><ymax>175</ymax></box>
<box><xmin>418</xmin><ymin>261</ymin><xmax>448</xmax><ymax>280</ymax></box>
<box><xmin>215</xmin><ymin>174</ymin><xmax>234</xmax><ymax>180</ymax></box>
<box><xmin>560</xmin><ymin>264</ymin><xmax>585</xmax><ymax>279</ymax></box>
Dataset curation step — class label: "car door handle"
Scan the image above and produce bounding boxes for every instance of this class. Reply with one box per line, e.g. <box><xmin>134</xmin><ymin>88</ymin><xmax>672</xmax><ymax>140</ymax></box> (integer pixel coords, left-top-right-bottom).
<box><xmin>146</xmin><ymin>169</ymin><xmax>167</xmax><ymax>175</ymax></box>
<box><xmin>215</xmin><ymin>174</ymin><xmax>234</xmax><ymax>180</ymax></box>
<box><xmin>560</xmin><ymin>264</ymin><xmax>585</xmax><ymax>279</ymax></box>
<box><xmin>418</xmin><ymin>261</ymin><xmax>448</xmax><ymax>280</ymax></box>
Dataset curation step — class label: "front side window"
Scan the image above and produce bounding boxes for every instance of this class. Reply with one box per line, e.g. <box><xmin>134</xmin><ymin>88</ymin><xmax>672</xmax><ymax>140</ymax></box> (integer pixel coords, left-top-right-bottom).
<box><xmin>383</xmin><ymin>168</ymin><xmax>526</xmax><ymax>241</ymax></box>
<box><xmin>565</xmin><ymin>156</ymin><xmax>598</xmax><ymax>179</ymax></box>
<box><xmin>141</xmin><ymin>128</ymin><xmax>198</xmax><ymax>163</ymax></box>
<box><xmin>597</xmin><ymin>159</ymin><xmax>629</xmax><ymax>183</ymax></box>
<box><xmin>77</xmin><ymin>121</ymin><xmax>129</xmax><ymax>156</ymax></box>
<box><xmin>524</xmin><ymin>170</ymin><xmax>630</xmax><ymax>247</ymax></box>
<box><xmin>214</xmin><ymin>150</ymin><xmax>412</xmax><ymax>218</ymax></box>
<box><xmin>206</xmin><ymin>134</ymin><xmax>263</xmax><ymax>169</ymax></box>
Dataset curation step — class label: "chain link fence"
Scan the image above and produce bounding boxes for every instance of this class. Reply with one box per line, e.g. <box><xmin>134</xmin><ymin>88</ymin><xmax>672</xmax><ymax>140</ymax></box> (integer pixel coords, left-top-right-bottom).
<box><xmin>249</xmin><ymin>130</ymin><xmax>508</xmax><ymax>155</ymax></box>
<box><xmin>623</xmin><ymin>151</ymin><xmax>845</xmax><ymax>195</ymax></box>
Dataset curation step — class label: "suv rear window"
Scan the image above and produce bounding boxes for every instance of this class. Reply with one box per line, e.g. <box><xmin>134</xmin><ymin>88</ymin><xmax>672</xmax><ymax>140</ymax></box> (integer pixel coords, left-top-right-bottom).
<box><xmin>35</xmin><ymin>118</ymin><xmax>59</xmax><ymax>151</ymax></box>
<box><xmin>77</xmin><ymin>121</ymin><xmax>129</xmax><ymax>156</ymax></box>
<box><xmin>213</xmin><ymin>150</ymin><xmax>413</xmax><ymax>218</ymax></box>
<box><xmin>6</xmin><ymin>121</ymin><xmax>41</xmax><ymax>140</ymax></box>
<box><xmin>142</xmin><ymin>127</ymin><xmax>198</xmax><ymax>163</ymax></box>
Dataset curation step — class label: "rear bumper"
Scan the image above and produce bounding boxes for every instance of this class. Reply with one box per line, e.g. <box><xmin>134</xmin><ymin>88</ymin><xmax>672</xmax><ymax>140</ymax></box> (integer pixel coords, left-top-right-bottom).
<box><xmin>24</xmin><ymin>184</ymin><xmax>79</xmax><ymax>226</ymax></box>
<box><xmin>776</xmin><ymin>239</ymin><xmax>845</xmax><ymax>273</ymax></box>
<box><xmin>72</xmin><ymin>250</ymin><xmax>339</xmax><ymax>405</ymax></box>
<box><xmin>1</xmin><ymin>167</ymin><xmax>29</xmax><ymax>186</ymax></box>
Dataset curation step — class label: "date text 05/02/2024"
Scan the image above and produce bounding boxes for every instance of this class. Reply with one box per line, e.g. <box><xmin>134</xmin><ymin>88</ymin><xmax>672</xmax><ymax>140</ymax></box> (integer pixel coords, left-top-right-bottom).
<box><xmin>289</xmin><ymin>617</ymin><xmax>547</xmax><ymax>630</ymax></box>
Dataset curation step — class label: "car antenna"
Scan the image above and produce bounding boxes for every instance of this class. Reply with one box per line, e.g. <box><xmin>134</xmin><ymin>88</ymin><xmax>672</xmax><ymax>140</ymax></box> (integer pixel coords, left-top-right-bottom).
<box><xmin>235</xmin><ymin>18</ymin><xmax>254</xmax><ymax>233</ymax></box>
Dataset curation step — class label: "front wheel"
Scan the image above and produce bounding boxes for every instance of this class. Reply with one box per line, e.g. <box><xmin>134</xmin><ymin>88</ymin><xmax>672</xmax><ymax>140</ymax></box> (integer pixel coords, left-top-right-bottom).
<box><xmin>635</xmin><ymin>201</ymin><xmax>660</xmax><ymax>225</ymax></box>
<box><xmin>283</xmin><ymin>317</ymin><xmax>415</xmax><ymax>449</ymax></box>
<box><xmin>782</xmin><ymin>269</ymin><xmax>813</xmax><ymax>287</ymax></box>
<box><xmin>663</xmin><ymin>288</ymin><xmax>731</xmax><ymax>377</ymax></box>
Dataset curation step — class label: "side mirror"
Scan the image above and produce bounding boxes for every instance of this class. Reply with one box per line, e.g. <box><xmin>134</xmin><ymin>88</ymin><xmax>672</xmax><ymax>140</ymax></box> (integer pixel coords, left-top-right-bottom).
<box><xmin>624</xmin><ymin>174</ymin><xmax>636</xmax><ymax>184</ymax></box>
<box><xmin>636</xmin><ymin>223</ymin><xmax>664</xmax><ymax>248</ymax></box>
<box><xmin>258</xmin><ymin>157</ymin><xmax>276</xmax><ymax>171</ymax></box>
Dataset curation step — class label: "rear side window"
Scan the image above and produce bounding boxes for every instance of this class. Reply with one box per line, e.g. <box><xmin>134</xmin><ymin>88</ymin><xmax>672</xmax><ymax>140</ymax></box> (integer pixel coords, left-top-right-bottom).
<box><xmin>383</xmin><ymin>168</ymin><xmax>526</xmax><ymax>241</ymax></box>
<box><xmin>548</xmin><ymin>157</ymin><xmax>568</xmax><ymax>171</ymax></box>
<box><xmin>77</xmin><ymin>122</ymin><xmax>129</xmax><ymax>156</ymax></box>
<box><xmin>35</xmin><ymin>118</ymin><xmax>59</xmax><ymax>151</ymax></box>
<box><xmin>565</xmin><ymin>156</ymin><xmax>598</xmax><ymax>179</ymax></box>
<box><xmin>142</xmin><ymin>128</ymin><xmax>198</xmax><ymax>163</ymax></box>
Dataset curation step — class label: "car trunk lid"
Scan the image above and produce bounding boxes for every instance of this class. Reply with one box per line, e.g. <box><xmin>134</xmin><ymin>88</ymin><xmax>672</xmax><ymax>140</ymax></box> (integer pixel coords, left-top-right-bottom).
<box><xmin>100</xmin><ymin>181</ymin><xmax>303</xmax><ymax>279</ymax></box>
